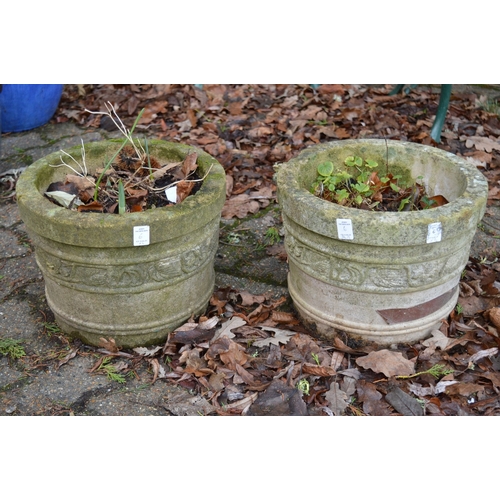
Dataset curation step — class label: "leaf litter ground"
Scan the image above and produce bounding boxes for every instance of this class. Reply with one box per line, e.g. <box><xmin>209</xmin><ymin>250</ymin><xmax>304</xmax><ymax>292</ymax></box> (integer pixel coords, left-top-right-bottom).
<box><xmin>8</xmin><ymin>84</ymin><xmax>500</xmax><ymax>416</ymax></box>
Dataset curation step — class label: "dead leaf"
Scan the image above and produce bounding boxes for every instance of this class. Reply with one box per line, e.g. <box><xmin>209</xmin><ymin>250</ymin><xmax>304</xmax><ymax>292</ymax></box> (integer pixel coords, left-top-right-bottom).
<box><xmin>176</xmin><ymin>179</ymin><xmax>195</xmax><ymax>203</ymax></box>
<box><xmin>445</xmin><ymin>382</ymin><xmax>485</xmax><ymax>397</ymax></box>
<box><xmin>206</xmin><ymin>337</ymin><xmax>250</xmax><ymax>371</ymax></box>
<box><xmin>461</xmin><ymin>135</ymin><xmax>500</xmax><ymax>153</ymax></box>
<box><xmin>385</xmin><ymin>387</ymin><xmax>424</xmax><ymax>416</ymax></box>
<box><xmin>170</xmin><ymin>326</ymin><xmax>215</xmax><ymax>345</ymax></box>
<box><xmin>468</xmin><ymin>347</ymin><xmax>499</xmax><ymax>365</ymax></box>
<box><xmin>225</xmin><ymin>392</ymin><xmax>259</xmax><ymax>413</ymax></box>
<box><xmin>148</xmin><ymin>358</ymin><xmax>168</xmax><ymax>383</ymax></box>
<box><xmin>408</xmin><ymin>382</ymin><xmax>435</xmax><ymax>398</ymax></box>
<box><xmin>221</xmin><ymin>194</ymin><xmax>260</xmax><ymax>219</ymax></box>
<box><xmin>331</xmin><ymin>336</ymin><xmax>365</xmax><ymax>354</ymax></box>
<box><xmin>77</xmin><ymin>200</ymin><xmax>104</xmax><ymax>212</ymax></box>
<box><xmin>225</xmin><ymin>174</ymin><xmax>234</xmax><ymax>197</ymax></box>
<box><xmin>422</xmin><ymin>329</ymin><xmax>450</xmax><ymax>350</ymax></box>
<box><xmin>208</xmin><ymin>372</ymin><xmax>226</xmax><ymax>392</ymax></box>
<box><xmin>98</xmin><ymin>337</ymin><xmax>119</xmax><ymax>353</ymax></box>
<box><xmin>235</xmin><ymin>363</ymin><xmax>256</xmax><ymax>385</ymax></box>
<box><xmin>56</xmin><ymin>348</ymin><xmax>78</xmax><ymax>370</ymax></box>
<box><xmin>334</xmin><ymin>127</ymin><xmax>350</xmax><ymax>138</ymax></box>
<box><xmin>341</xmin><ymin>374</ymin><xmax>358</xmax><ymax>396</ymax></box>
<box><xmin>133</xmin><ymin>346</ymin><xmax>163</xmax><ymax>357</ymax></box>
<box><xmin>269</xmin><ymin>310</ymin><xmax>298</xmax><ymax>324</ymax></box>
<box><xmin>181</xmin><ymin>152</ymin><xmax>198</xmax><ymax>178</ymax></box>
<box><xmin>247</xmin><ymin>126</ymin><xmax>274</xmax><ymax>140</ymax></box>
<box><xmin>486</xmin><ymin>307</ymin><xmax>500</xmax><ymax>329</ymax></box>
<box><xmin>211</xmin><ymin>316</ymin><xmax>247</xmax><ymax>342</ymax></box>
<box><xmin>182</xmin><ymin>348</ymin><xmax>214</xmax><ymax>377</ymax></box>
<box><xmin>435</xmin><ymin>380</ymin><xmax>459</xmax><ymax>394</ymax></box>
<box><xmin>238</xmin><ymin>291</ymin><xmax>266</xmax><ymax>306</ymax></box>
<box><xmin>246</xmin><ymin>379</ymin><xmax>308</xmax><ymax>416</ymax></box>
<box><xmin>45</xmin><ymin>190</ymin><xmax>83</xmax><ymax>209</ymax></box>
<box><xmin>356</xmin><ymin>379</ymin><xmax>392</xmax><ymax>416</ymax></box>
<box><xmin>356</xmin><ymin>349</ymin><xmax>415</xmax><ymax>378</ymax></box>
<box><xmin>151</xmin><ymin>162</ymin><xmax>181</xmax><ymax>179</ymax></box>
<box><xmin>324</xmin><ymin>383</ymin><xmax>349</xmax><ymax>416</ymax></box>
<box><xmin>463</xmin><ymin>150</ymin><xmax>492</xmax><ymax>168</ymax></box>
<box><xmin>330</xmin><ymin>351</ymin><xmax>345</xmax><ymax>371</ymax></box>
<box><xmin>253</xmin><ymin>327</ymin><xmax>295</xmax><ymax>347</ymax></box>
<box><xmin>199</xmin><ymin>317</ymin><xmax>219</xmax><ymax>330</ymax></box>
<box><xmin>426</xmin><ymin>194</ymin><xmax>448</xmax><ymax>207</ymax></box>
<box><xmin>65</xmin><ymin>174</ymin><xmax>95</xmax><ymax>202</ymax></box>
<box><xmin>302</xmin><ymin>363</ymin><xmax>336</xmax><ymax>377</ymax></box>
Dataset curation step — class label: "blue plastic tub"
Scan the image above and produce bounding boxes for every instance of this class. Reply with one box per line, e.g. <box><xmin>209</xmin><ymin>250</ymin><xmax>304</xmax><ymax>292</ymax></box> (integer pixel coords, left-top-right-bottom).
<box><xmin>0</xmin><ymin>84</ymin><xmax>64</xmax><ymax>133</ymax></box>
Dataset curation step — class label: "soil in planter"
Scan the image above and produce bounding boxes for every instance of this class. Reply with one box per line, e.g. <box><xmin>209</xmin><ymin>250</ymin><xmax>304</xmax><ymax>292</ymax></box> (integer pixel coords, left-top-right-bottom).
<box><xmin>312</xmin><ymin>156</ymin><xmax>448</xmax><ymax>212</ymax></box>
<box><xmin>44</xmin><ymin>148</ymin><xmax>203</xmax><ymax>213</ymax></box>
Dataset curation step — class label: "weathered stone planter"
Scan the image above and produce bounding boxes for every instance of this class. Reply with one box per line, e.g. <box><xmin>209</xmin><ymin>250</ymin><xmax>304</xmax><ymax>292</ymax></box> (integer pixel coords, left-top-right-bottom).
<box><xmin>16</xmin><ymin>140</ymin><xmax>226</xmax><ymax>348</ymax></box>
<box><xmin>276</xmin><ymin>139</ymin><xmax>488</xmax><ymax>345</ymax></box>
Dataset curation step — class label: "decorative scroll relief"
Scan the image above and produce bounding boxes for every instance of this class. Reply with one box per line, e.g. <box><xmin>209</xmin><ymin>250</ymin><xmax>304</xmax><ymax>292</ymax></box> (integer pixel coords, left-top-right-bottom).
<box><xmin>286</xmin><ymin>233</ymin><xmax>467</xmax><ymax>292</ymax></box>
<box><xmin>36</xmin><ymin>233</ymin><xmax>218</xmax><ymax>289</ymax></box>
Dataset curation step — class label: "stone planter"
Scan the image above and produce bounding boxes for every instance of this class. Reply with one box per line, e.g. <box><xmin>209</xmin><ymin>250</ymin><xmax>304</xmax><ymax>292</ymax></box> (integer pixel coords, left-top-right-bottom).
<box><xmin>16</xmin><ymin>140</ymin><xmax>226</xmax><ymax>348</ymax></box>
<box><xmin>276</xmin><ymin>139</ymin><xmax>488</xmax><ymax>345</ymax></box>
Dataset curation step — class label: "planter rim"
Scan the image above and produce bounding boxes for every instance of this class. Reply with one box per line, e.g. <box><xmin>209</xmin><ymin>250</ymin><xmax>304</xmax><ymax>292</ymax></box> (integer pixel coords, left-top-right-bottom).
<box><xmin>276</xmin><ymin>139</ymin><xmax>488</xmax><ymax>246</ymax></box>
<box><xmin>16</xmin><ymin>139</ymin><xmax>227</xmax><ymax>247</ymax></box>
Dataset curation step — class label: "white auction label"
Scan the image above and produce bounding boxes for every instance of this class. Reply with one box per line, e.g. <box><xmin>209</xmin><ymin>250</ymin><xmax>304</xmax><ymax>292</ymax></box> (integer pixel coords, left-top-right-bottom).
<box><xmin>133</xmin><ymin>226</ymin><xmax>150</xmax><ymax>246</ymax></box>
<box><xmin>165</xmin><ymin>186</ymin><xmax>177</xmax><ymax>204</ymax></box>
<box><xmin>427</xmin><ymin>222</ymin><xmax>442</xmax><ymax>243</ymax></box>
<box><xmin>337</xmin><ymin>219</ymin><xmax>354</xmax><ymax>240</ymax></box>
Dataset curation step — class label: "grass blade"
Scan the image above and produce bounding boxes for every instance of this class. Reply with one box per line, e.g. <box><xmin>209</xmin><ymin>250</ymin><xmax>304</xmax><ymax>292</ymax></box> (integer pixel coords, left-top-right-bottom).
<box><xmin>118</xmin><ymin>180</ymin><xmax>126</xmax><ymax>214</ymax></box>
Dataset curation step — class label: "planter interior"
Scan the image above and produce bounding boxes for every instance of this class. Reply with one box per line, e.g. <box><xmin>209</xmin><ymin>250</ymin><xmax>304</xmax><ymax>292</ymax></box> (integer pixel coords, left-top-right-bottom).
<box><xmin>276</xmin><ymin>139</ymin><xmax>488</xmax><ymax>345</ymax></box>
<box><xmin>16</xmin><ymin>140</ymin><xmax>226</xmax><ymax>348</ymax></box>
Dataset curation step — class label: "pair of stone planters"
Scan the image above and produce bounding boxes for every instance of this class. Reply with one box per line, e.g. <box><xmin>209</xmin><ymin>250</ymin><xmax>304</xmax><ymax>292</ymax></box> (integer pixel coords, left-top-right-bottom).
<box><xmin>276</xmin><ymin>139</ymin><xmax>488</xmax><ymax>345</ymax></box>
<box><xmin>16</xmin><ymin>140</ymin><xmax>226</xmax><ymax>348</ymax></box>
<box><xmin>17</xmin><ymin>137</ymin><xmax>488</xmax><ymax>349</ymax></box>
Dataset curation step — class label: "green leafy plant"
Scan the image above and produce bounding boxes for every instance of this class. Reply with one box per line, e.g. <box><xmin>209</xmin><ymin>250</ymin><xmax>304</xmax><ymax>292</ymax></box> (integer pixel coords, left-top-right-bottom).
<box><xmin>311</xmin><ymin>352</ymin><xmax>321</xmax><ymax>366</ymax></box>
<box><xmin>117</xmin><ymin>180</ymin><xmax>126</xmax><ymax>215</ymax></box>
<box><xmin>312</xmin><ymin>155</ymin><xmax>446</xmax><ymax>212</ymax></box>
<box><xmin>264</xmin><ymin>227</ymin><xmax>281</xmax><ymax>246</ymax></box>
<box><xmin>42</xmin><ymin>321</ymin><xmax>62</xmax><ymax>337</ymax></box>
<box><xmin>0</xmin><ymin>338</ymin><xmax>26</xmax><ymax>359</ymax></box>
<box><xmin>478</xmin><ymin>96</ymin><xmax>500</xmax><ymax>116</ymax></box>
<box><xmin>98</xmin><ymin>357</ymin><xmax>127</xmax><ymax>383</ymax></box>
<box><xmin>396</xmin><ymin>363</ymin><xmax>454</xmax><ymax>380</ymax></box>
<box><xmin>296</xmin><ymin>378</ymin><xmax>310</xmax><ymax>395</ymax></box>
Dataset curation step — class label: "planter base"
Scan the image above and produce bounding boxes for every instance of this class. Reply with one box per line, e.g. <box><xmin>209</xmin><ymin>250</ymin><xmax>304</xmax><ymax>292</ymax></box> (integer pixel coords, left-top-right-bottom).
<box><xmin>46</xmin><ymin>269</ymin><xmax>213</xmax><ymax>348</ymax></box>
<box><xmin>288</xmin><ymin>263</ymin><xmax>459</xmax><ymax>345</ymax></box>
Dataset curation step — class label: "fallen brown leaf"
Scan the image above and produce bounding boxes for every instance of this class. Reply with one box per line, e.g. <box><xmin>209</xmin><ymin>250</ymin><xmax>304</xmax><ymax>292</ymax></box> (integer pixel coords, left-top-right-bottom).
<box><xmin>221</xmin><ymin>194</ymin><xmax>260</xmax><ymax>219</ymax></box>
<box><xmin>356</xmin><ymin>349</ymin><xmax>415</xmax><ymax>378</ymax></box>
